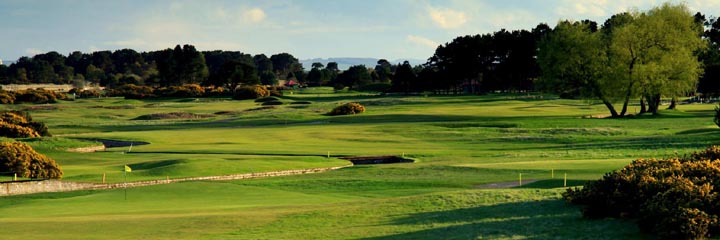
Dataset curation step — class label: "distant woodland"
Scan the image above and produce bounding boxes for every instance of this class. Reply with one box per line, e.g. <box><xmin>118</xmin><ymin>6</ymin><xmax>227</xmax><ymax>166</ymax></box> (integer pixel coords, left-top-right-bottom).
<box><xmin>0</xmin><ymin>3</ymin><xmax>719</xmax><ymax>104</ymax></box>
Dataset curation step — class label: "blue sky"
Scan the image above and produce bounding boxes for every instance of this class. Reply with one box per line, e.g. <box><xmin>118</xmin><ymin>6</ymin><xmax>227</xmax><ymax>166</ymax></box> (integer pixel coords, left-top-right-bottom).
<box><xmin>1</xmin><ymin>0</ymin><xmax>719</xmax><ymax>62</ymax></box>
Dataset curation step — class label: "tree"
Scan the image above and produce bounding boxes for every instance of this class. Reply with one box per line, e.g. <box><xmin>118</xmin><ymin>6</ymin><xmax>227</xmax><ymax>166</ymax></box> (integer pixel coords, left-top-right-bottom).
<box><xmin>613</xmin><ymin>4</ymin><xmax>705</xmax><ymax>115</ymax></box>
<box><xmin>311</xmin><ymin>62</ymin><xmax>324</xmax><ymax>69</ymax></box>
<box><xmin>391</xmin><ymin>61</ymin><xmax>416</xmax><ymax>93</ymax></box>
<box><xmin>253</xmin><ymin>54</ymin><xmax>274</xmax><ymax>73</ymax></box>
<box><xmin>270</xmin><ymin>53</ymin><xmax>302</xmax><ymax>79</ymax></box>
<box><xmin>538</xmin><ymin>20</ymin><xmax>621</xmax><ymax>116</ymax></box>
<box><xmin>539</xmin><ymin>3</ymin><xmax>705</xmax><ymax>116</ymax></box>
<box><xmin>326</xmin><ymin>62</ymin><xmax>339</xmax><ymax>72</ymax></box>
<box><xmin>337</xmin><ymin>65</ymin><xmax>371</xmax><ymax>90</ymax></box>
<box><xmin>306</xmin><ymin>67</ymin><xmax>323</xmax><ymax>86</ymax></box>
<box><xmin>374</xmin><ymin>59</ymin><xmax>392</xmax><ymax>82</ymax></box>
<box><xmin>213</xmin><ymin>60</ymin><xmax>259</xmax><ymax>89</ymax></box>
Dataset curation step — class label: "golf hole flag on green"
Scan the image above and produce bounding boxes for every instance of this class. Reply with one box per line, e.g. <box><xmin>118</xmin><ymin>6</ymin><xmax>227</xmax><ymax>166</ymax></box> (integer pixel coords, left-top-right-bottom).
<box><xmin>124</xmin><ymin>165</ymin><xmax>132</xmax><ymax>172</ymax></box>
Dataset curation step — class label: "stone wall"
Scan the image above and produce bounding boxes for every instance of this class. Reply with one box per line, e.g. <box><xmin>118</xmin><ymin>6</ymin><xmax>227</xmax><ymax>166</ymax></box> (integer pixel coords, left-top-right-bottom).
<box><xmin>0</xmin><ymin>165</ymin><xmax>350</xmax><ymax>196</ymax></box>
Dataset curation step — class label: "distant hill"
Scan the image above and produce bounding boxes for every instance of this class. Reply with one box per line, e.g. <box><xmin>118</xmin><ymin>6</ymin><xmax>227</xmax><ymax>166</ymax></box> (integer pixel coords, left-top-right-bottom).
<box><xmin>300</xmin><ymin>58</ymin><xmax>426</xmax><ymax>70</ymax></box>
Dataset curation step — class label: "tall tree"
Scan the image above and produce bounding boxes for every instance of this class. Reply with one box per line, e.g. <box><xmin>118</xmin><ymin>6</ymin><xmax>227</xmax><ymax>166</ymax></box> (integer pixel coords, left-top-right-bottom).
<box><xmin>337</xmin><ymin>65</ymin><xmax>371</xmax><ymax>90</ymax></box>
<box><xmin>391</xmin><ymin>61</ymin><xmax>416</xmax><ymax>93</ymax></box>
<box><xmin>538</xmin><ymin>20</ymin><xmax>621</xmax><ymax>116</ymax></box>
<box><xmin>374</xmin><ymin>59</ymin><xmax>392</xmax><ymax>82</ymax></box>
<box><xmin>617</xmin><ymin>4</ymin><xmax>705</xmax><ymax>114</ymax></box>
<box><xmin>270</xmin><ymin>53</ymin><xmax>302</xmax><ymax>79</ymax></box>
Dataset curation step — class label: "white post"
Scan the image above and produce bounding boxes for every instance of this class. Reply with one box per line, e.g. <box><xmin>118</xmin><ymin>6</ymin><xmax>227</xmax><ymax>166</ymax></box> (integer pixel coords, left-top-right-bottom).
<box><xmin>519</xmin><ymin>173</ymin><xmax>522</xmax><ymax>186</ymax></box>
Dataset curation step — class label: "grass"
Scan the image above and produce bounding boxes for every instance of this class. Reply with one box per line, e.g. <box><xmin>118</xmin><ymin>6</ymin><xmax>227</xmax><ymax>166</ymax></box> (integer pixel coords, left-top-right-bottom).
<box><xmin>0</xmin><ymin>91</ymin><xmax>715</xmax><ymax>239</ymax></box>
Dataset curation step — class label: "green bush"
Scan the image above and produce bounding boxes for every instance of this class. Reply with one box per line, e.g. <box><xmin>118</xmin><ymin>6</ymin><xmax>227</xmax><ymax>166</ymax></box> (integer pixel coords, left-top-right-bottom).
<box><xmin>233</xmin><ymin>85</ymin><xmax>270</xmax><ymax>100</ymax></box>
<box><xmin>328</xmin><ymin>102</ymin><xmax>365</xmax><ymax>116</ymax></box>
<box><xmin>0</xmin><ymin>142</ymin><xmax>62</xmax><ymax>179</ymax></box>
<box><xmin>563</xmin><ymin>146</ymin><xmax>720</xmax><ymax>239</ymax></box>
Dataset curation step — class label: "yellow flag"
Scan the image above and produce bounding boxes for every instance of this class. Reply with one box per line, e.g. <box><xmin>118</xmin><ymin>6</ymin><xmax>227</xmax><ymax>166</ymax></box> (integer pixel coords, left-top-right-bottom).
<box><xmin>124</xmin><ymin>165</ymin><xmax>132</xmax><ymax>172</ymax></box>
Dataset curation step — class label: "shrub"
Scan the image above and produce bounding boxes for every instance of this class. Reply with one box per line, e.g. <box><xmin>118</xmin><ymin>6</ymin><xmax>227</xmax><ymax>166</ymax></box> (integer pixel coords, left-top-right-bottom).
<box><xmin>233</xmin><ymin>85</ymin><xmax>270</xmax><ymax>100</ymax></box>
<box><xmin>328</xmin><ymin>102</ymin><xmax>365</xmax><ymax>116</ymax></box>
<box><xmin>269</xmin><ymin>88</ymin><xmax>283</xmax><ymax>97</ymax></box>
<box><xmin>0</xmin><ymin>142</ymin><xmax>63</xmax><ymax>179</ymax></box>
<box><xmin>158</xmin><ymin>84</ymin><xmax>205</xmax><ymax>98</ymax></box>
<box><xmin>0</xmin><ymin>111</ymin><xmax>50</xmax><ymax>137</ymax></box>
<box><xmin>563</xmin><ymin>146</ymin><xmax>720</xmax><ymax>239</ymax></box>
<box><xmin>69</xmin><ymin>88</ymin><xmax>101</xmax><ymax>98</ymax></box>
<box><xmin>0</xmin><ymin>91</ymin><xmax>15</xmax><ymax>104</ymax></box>
<box><xmin>0</xmin><ymin>122</ymin><xmax>40</xmax><ymax>138</ymax></box>
<box><xmin>204</xmin><ymin>87</ymin><xmax>229</xmax><ymax>97</ymax></box>
<box><xmin>106</xmin><ymin>84</ymin><xmax>155</xmax><ymax>99</ymax></box>
<box><xmin>14</xmin><ymin>89</ymin><xmax>60</xmax><ymax>104</ymax></box>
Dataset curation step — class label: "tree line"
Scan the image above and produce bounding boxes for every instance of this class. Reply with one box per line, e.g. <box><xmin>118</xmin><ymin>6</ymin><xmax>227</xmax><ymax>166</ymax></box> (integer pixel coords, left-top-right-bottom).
<box><xmin>0</xmin><ymin>45</ymin><xmax>306</xmax><ymax>90</ymax></box>
<box><xmin>1</xmin><ymin>2</ymin><xmax>719</xmax><ymax>106</ymax></box>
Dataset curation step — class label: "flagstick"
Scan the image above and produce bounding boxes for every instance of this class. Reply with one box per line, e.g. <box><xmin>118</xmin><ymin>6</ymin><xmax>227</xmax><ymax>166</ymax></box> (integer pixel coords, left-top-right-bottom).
<box><xmin>124</xmin><ymin>151</ymin><xmax>127</xmax><ymax>200</ymax></box>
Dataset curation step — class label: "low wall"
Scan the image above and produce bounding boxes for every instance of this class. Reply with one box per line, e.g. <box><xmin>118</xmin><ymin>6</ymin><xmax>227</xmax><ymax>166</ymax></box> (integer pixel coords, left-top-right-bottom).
<box><xmin>0</xmin><ymin>165</ymin><xmax>350</xmax><ymax>196</ymax></box>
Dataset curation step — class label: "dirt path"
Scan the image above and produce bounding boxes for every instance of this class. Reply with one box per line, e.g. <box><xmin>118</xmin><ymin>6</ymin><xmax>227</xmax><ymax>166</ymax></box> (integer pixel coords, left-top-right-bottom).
<box><xmin>474</xmin><ymin>179</ymin><xmax>540</xmax><ymax>189</ymax></box>
<box><xmin>1</xmin><ymin>165</ymin><xmax>352</xmax><ymax>196</ymax></box>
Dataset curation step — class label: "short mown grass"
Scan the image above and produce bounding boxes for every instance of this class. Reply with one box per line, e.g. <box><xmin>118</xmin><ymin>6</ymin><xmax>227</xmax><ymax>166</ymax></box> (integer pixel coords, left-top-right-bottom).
<box><xmin>0</xmin><ymin>92</ymin><xmax>713</xmax><ymax>239</ymax></box>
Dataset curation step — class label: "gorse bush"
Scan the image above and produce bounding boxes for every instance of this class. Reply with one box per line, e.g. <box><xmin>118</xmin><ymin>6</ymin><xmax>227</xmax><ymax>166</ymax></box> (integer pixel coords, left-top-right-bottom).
<box><xmin>564</xmin><ymin>146</ymin><xmax>720</xmax><ymax>239</ymax></box>
<box><xmin>13</xmin><ymin>88</ymin><xmax>65</xmax><ymax>104</ymax></box>
<box><xmin>233</xmin><ymin>85</ymin><xmax>270</xmax><ymax>100</ymax></box>
<box><xmin>328</xmin><ymin>102</ymin><xmax>365</xmax><ymax>116</ymax></box>
<box><xmin>0</xmin><ymin>111</ymin><xmax>50</xmax><ymax>138</ymax></box>
<box><xmin>0</xmin><ymin>142</ymin><xmax>62</xmax><ymax>179</ymax></box>
<box><xmin>157</xmin><ymin>84</ymin><xmax>205</xmax><ymax>98</ymax></box>
<box><xmin>106</xmin><ymin>84</ymin><xmax>155</xmax><ymax>99</ymax></box>
<box><xmin>69</xmin><ymin>88</ymin><xmax>101</xmax><ymax>98</ymax></box>
<box><xmin>0</xmin><ymin>91</ymin><xmax>15</xmax><ymax>104</ymax></box>
<box><xmin>0</xmin><ymin>122</ymin><xmax>40</xmax><ymax>138</ymax></box>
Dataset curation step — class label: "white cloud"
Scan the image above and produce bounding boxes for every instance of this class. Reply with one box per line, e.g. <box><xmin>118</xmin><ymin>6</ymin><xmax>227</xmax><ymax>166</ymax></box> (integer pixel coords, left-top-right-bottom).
<box><xmin>407</xmin><ymin>35</ymin><xmax>438</xmax><ymax>48</ymax></box>
<box><xmin>428</xmin><ymin>7</ymin><xmax>467</xmax><ymax>29</ymax></box>
<box><xmin>243</xmin><ymin>8</ymin><xmax>266</xmax><ymax>23</ymax></box>
<box><xmin>555</xmin><ymin>0</ymin><xmax>609</xmax><ymax>17</ymax></box>
<box><xmin>25</xmin><ymin>48</ymin><xmax>43</xmax><ymax>56</ymax></box>
<box><xmin>105</xmin><ymin>39</ymin><xmax>147</xmax><ymax>47</ymax></box>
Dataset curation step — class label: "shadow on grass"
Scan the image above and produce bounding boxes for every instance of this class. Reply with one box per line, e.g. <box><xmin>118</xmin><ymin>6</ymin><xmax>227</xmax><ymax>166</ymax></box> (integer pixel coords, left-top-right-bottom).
<box><xmin>362</xmin><ymin>199</ymin><xmax>646</xmax><ymax>240</ymax></box>
<box><xmin>516</xmin><ymin>179</ymin><xmax>588</xmax><ymax>189</ymax></box>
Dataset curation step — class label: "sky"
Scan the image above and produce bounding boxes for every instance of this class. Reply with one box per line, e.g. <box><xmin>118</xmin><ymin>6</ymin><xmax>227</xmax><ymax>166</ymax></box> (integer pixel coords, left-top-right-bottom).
<box><xmin>2</xmin><ymin>0</ymin><xmax>720</xmax><ymax>63</ymax></box>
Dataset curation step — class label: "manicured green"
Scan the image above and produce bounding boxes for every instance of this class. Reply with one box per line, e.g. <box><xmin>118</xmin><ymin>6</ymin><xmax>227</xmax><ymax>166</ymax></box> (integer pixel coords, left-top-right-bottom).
<box><xmin>0</xmin><ymin>92</ymin><xmax>713</xmax><ymax>239</ymax></box>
